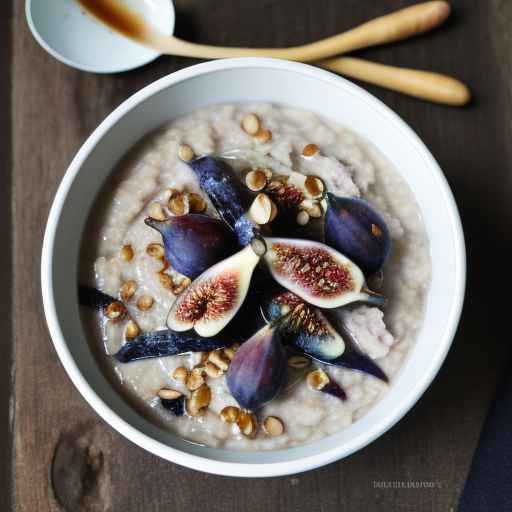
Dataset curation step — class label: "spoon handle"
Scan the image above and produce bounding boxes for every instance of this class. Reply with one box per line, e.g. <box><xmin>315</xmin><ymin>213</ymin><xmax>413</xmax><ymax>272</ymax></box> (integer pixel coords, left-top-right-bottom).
<box><xmin>149</xmin><ymin>1</ymin><xmax>450</xmax><ymax>61</ymax></box>
<box><xmin>319</xmin><ymin>57</ymin><xmax>471</xmax><ymax>106</ymax></box>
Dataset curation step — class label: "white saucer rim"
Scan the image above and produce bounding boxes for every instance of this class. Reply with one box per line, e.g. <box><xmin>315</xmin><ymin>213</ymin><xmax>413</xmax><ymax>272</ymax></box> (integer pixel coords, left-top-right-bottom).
<box><xmin>25</xmin><ymin>0</ymin><xmax>176</xmax><ymax>74</ymax></box>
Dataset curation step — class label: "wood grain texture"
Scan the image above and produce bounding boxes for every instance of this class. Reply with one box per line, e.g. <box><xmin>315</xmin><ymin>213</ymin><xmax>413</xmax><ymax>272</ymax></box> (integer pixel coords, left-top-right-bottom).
<box><xmin>0</xmin><ymin>2</ymin><xmax>13</xmax><ymax>512</ymax></box>
<box><xmin>10</xmin><ymin>1</ymin><xmax>512</xmax><ymax>511</ymax></box>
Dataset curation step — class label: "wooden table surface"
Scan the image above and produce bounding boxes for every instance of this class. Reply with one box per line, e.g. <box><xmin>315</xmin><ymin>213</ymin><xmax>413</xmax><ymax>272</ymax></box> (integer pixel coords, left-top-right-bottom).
<box><xmin>5</xmin><ymin>1</ymin><xmax>511</xmax><ymax>510</ymax></box>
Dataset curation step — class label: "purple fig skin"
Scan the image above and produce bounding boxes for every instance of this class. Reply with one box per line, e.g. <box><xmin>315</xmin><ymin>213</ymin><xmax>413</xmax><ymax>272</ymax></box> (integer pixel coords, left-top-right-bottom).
<box><xmin>160</xmin><ymin>395</ymin><xmax>186</xmax><ymax>416</ymax></box>
<box><xmin>265</xmin><ymin>291</ymin><xmax>346</xmax><ymax>359</ymax></box>
<box><xmin>78</xmin><ymin>285</ymin><xmax>119</xmax><ymax>310</ymax></box>
<box><xmin>261</xmin><ymin>290</ymin><xmax>388</xmax><ymax>382</ymax></box>
<box><xmin>322</xmin><ymin>380</ymin><xmax>348</xmax><ymax>401</ymax></box>
<box><xmin>188</xmin><ymin>156</ymin><xmax>260</xmax><ymax>246</ymax></box>
<box><xmin>114</xmin><ymin>286</ymin><xmax>267</xmax><ymax>363</ymax></box>
<box><xmin>145</xmin><ymin>214</ymin><xmax>237</xmax><ymax>279</ymax></box>
<box><xmin>325</xmin><ymin>193</ymin><xmax>391</xmax><ymax>275</ymax></box>
<box><xmin>227</xmin><ymin>324</ymin><xmax>287</xmax><ymax>411</ymax></box>
<box><xmin>114</xmin><ymin>329</ymin><xmax>231</xmax><ymax>363</ymax></box>
<box><xmin>328</xmin><ymin>348</ymin><xmax>388</xmax><ymax>383</ymax></box>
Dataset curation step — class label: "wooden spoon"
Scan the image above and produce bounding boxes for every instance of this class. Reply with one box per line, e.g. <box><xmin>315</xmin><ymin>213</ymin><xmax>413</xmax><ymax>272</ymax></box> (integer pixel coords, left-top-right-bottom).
<box><xmin>81</xmin><ymin>0</ymin><xmax>451</xmax><ymax>60</ymax></box>
<box><xmin>320</xmin><ymin>57</ymin><xmax>470</xmax><ymax>106</ymax></box>
<box><xmin>79</xmin><ymin>0</ymin><xmax>470</xmax><ymax>105</ymax></box>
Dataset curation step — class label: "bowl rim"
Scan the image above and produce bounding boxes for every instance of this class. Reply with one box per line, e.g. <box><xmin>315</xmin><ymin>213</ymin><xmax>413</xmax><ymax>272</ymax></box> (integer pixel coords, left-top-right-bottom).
<box><xmin>41</xmin><ymin>57</ymin><xmax>466</xmax><ymax>477</ymax></box>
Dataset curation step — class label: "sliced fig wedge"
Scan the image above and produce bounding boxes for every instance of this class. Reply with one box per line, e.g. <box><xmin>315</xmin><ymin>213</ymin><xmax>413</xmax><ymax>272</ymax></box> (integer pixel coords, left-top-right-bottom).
<box><xmin>262</xmin><ymin>290</ymin><xmax>388</xmax><ymax>382</ymax></box>
<box><xmin>145</xmin><ymin>214</ymin><xmax>237</xmax><ymax>279</ymax></box>
<box><xmin>78</xmin><ymin>285</ymin><xmax>128</xmax><ymax>320</ymax></box>
<box><xmin>167</xmin><ymin>243</ymin><xmax>262</xmax><ymax>337</ymax></box>
<box><xmin>263</xmin><ymin>290</ymin><xmax>345</xmax><ymax>359</ymax></box>
<box><xmin>114</xmin><ymin>329</ymin><xmax>231</xmax><ymax>363</ymax></box>
<box><xmin>307</xmin><ymin>368</ymin><xmax>347</xmax><ymax>401</ymax></box>
<box><xmin>322</xmin><ymin>380</ymin><xmax>348</xmax><ymax>401</ymax></box>
<box><xmin>188</xmin><ymin>156</ymin><xmax>259</xmax><ymax>246</ymax></box>
<box><xmin>329</xmin><ymin>345</ymin><xmax>388</xmax><ymax>383</ymax></box>
<box><xmin>263</xmin><ymin>237</ymin><xmax>384</xmax><ymax>308</ymax></box>
<box><xmin>324</xmin><ymin>193</ymin><xmax>391</xmax><ymax>275</ymax></box>
<box><xmin>226</xmin><ymin>322</ymin><xmax>287</xmax><ymax>411</ymax></box>
<box><xmin>78</xmin><ymin>285</ymin><xmax>119</xmax><ymax>310</ymax></box>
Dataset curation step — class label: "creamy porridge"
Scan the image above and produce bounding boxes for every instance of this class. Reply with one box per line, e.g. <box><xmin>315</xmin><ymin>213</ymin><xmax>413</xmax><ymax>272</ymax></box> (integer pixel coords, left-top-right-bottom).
<box><xmin>79</xmin><ymin>103</ymin><xmax>430</xmax><ymax>450</ymax></box>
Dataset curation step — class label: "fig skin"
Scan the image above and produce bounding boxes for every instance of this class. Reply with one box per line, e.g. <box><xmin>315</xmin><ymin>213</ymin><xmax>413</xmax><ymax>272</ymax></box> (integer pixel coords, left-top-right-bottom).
<box><xmin>160</xmin><ymin>395</ymin><xmax>186</xmax><ymax>416</ymax></box>
<box><xmin>322</xmin><ymin>380</ymin><xmax>348</xmax><ymax>401</ymax></box>
<box><xmin>327</xmin><ymin>345</ymin><xmax>388</xmax><ymax>383</ymax></box>
<box><xmin>262</xmin><ymin>291</ymin><xmax>388</xmax><ymax>382</ymax></box>
<box><xmin>167</xmin><ymin>244</ymin><xmax>261</xmax><ymax>337</ymax></box>
<box><xmin>263</xmin><ymin>237</ymin><xmax>384</xmax><ymax>309</ymax></box>
<box><xmin>265</xmin><ymin>291</ymin><xmax>346</xmax><ymax>359</ymax></box>
<box><xmin>145</xmin><ymin>214</ymin><xmax>238</xmax><ymax>279</ymax></box>
<box><xmin>227</xmin><ymin>323</ymin><xmax>287</xmax><ymax>411</ymax></box>
<box><xmin>324</xmin><ymin>193</ymin><xmax>391</xmax><ymax>275</ymax></box>
<box><xmin>114</xmin><ymin>285</ymin><xmax>266</xmax><ymax>363</ymax></box>
<box><xmin>78</xmin><ymin>285</ymin><xmax>120</xmax><ymax>310</ymax></box>
<box><xmin>114</xmin><ymin>329</ymin><xmax>231</xmax><ymax>363</ymax></box>
<box><xmin>188</xmin><ymin>156</ymin><xmax>260</xmax><ymax>246</ymax></box>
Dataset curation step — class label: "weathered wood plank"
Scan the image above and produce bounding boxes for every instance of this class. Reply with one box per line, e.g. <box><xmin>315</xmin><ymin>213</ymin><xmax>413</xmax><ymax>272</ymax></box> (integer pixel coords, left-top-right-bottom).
<box><xmin>11</xmin><ymin>1</ymin><xmax>512</xmax><ymax>511</ymax></box>
<box><xmin>0</xmin><ymin>1</ymin><xmax>13</xmax><ymax>511</ymax></box>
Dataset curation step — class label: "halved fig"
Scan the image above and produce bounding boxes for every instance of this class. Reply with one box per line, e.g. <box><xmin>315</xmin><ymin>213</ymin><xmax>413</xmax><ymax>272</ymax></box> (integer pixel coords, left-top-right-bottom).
<box><xmin>226</xmin><ymin>322</ymin><xmax>287</xmax><ymax>411</ymax></box>
<box><xmin>188</xmin><ymin>156</ymin><xmax>259</xmax><ymax>246</ymax></box>
<box><xmin>263</xmin><ymin>290</ymin><xmax>345</xmax><ymax>359</ymax></box>
<box><xmin>324</xmin><ymin>193</ymin><xmax>391</xmax><ymax>275</ymax></box>
<box><xmin>167</xmin><ymin>242</ymin><xmax>263</xmax><ymax>337</ymax></box>
<box><xmin>263</xmin><ymin>237</ymin><xmax>384</xmax><ymax>308</ymax></box>
<box><xmin>262</xmin><ymin>291</ymin><xmax>388</xmax><ymax>382</ymax></box>
<box><xmin>145</xmin><ymin>214</ymin><xmax>237</xmax><ymax>279</ymax></box>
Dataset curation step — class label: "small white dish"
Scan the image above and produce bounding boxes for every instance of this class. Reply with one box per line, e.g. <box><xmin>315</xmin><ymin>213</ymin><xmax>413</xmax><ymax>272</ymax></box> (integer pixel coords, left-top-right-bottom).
<box><xmin>41</xmin><ymin>58</ymin><xmax>466</xmax><ymax>477</ymax></box>
<box><xmin>26</xmin><ymin>0</ymin><xmax>175</xmax><ymax>73</ymax></box>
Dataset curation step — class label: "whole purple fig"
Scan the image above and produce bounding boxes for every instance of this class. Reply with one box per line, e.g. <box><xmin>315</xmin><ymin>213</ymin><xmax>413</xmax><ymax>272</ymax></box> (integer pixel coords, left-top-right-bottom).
<box><xmin>227</xmin><ymin>323</ymin><xmax>287</xmax><ymax>411</ymax></box>
<box><xmin>145</xmin><ymin>214</ymin><xmax>237</xmax><ymax>279</ymax></box>
<box><xmin>324</xmin><ymin>193</ymin><xmax>391</xmax><ymax>275</ymax></box>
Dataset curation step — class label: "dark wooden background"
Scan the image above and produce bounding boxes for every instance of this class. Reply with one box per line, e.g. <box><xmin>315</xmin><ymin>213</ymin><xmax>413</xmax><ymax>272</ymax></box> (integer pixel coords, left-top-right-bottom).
<box><xmin>4</xmin><ymin>1</ymin><xmax>511</xmax><ymax>510</ymax></box>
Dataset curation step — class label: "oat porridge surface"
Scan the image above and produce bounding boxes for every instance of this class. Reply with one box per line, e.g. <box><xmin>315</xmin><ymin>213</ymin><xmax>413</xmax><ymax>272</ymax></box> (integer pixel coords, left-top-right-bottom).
<box><xmin>80</xmin><ymin>103</ymin><xmax>431</xmax><ymax>450</ymax></box>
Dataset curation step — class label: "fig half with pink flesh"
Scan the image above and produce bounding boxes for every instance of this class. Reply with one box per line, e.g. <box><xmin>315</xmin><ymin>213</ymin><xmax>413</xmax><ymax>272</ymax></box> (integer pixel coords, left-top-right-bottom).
<box><xmin>263</xmin><ymin>237</ymin><xmax>384</xmax><ymax>309</ymax></box>
<box><xmin>167</xmin><ymin>243</ymin><xmax>262</xmax><ymax>337</ymax></box>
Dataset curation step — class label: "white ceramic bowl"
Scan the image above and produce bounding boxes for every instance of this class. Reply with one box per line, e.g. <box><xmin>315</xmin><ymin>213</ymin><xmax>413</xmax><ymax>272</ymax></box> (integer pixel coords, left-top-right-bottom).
<box><xmin>41</xmin><ymin>58</ymin><xmax>465</xmax><ymax>477</ymax></box>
